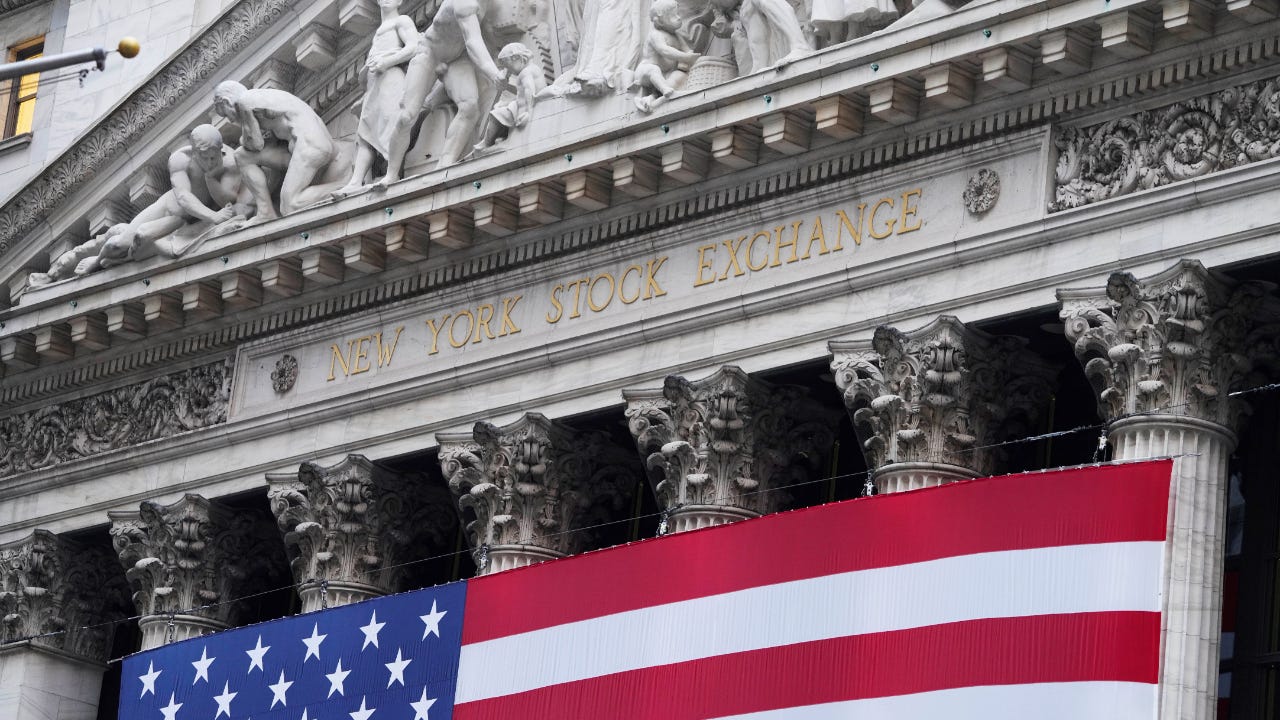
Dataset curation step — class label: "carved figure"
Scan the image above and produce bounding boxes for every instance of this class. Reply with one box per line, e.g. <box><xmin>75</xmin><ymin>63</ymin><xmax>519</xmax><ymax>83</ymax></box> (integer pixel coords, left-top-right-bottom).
<box><xmin>633</xmin><ymin>0</ymin><xmax>701</xmax><ymax>113</ymax></box>
<box><xmin>213</xmin><ymin>81</ymin><xmax>349</xmax><ymax>223</ymax></box>
<box><xmin>28</xmin><ymin>125</ymin><xmax>253</xmax><ymax>286</ymax></box>
<box><xmin>738</xmin><ymin>0</ymin><xmax>813</xmax><ymax>72</ymax></box>
<box><xmin>335</xmin><ymin>0</ymin><xmax>420</xmax><ymax>197</ymax></box>
<box><xmin>383</xmin><ymin>0</ymin><xmax>503</xmax><ymax>183</ymax></box>
<box><xmin>474</xmin><ymin>43</ymin><xmax>546</xmax><ymax>152</ymax></box>
<box><xmin>547</xmin><ymin>0</ymin><xmax>649</xmax><ymax>97</ymax></box>
<box><xmin>811</xmin><ymin>0</ymin><xmax>901</xmax><ymax>44</ymax></box>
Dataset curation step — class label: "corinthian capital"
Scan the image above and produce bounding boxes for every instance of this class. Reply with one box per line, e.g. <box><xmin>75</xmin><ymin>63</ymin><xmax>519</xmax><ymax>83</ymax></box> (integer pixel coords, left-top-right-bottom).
<box><xmin>624</xmin><ymin>366</ymin><xmax>836</xmax><ymax>531</ymax></box>
<box><xmin>1058</xmin><ymin>260</ymin><xmax>1280</xmax><ymax>428</ymax></box>
<box><xmin>110</xmin><ymin>495</ymin><xmax>282</xmax><ymax>638</ymax></box>
<box><xmin>268</xmin><ymin>455</ymin><xmax>456</xmax><ymax>611</ymax></box>
<box><xmin>0</xmin><ymin>530</ymin><xmax>128</xmax><ymax>662</ymax></box>
<box><xmin>438</xmin><ymin>414</ymin><xmax>636</xmax><ymax>572</ymax></box>
<box><xmin>830</xmin><ymin>316</ymin><xmax>1053</xmax><ymax>479</ymax></box>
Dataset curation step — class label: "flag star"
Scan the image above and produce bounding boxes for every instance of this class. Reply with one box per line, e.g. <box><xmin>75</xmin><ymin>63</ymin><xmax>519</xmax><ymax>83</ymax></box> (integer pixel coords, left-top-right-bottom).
<box><xmin>213</xmin><ymin>681</ymin><xmax>237</xmax><ymax>719</ymax></box>
<box><xmin>420</xmin><ymin>600</ymin><xmax>447</xmax><ymax>639</ymax></box>
<box><xmin>349</xmin><ymin>696</ymin><xmax>376</xmax><ymax>720</ymax></box>
<box><xmin>302</xmin><ymin>623</ymin><xmax>327</xmax><ymax>662</ymax></box>
<box><xmin>138</xmin><ymin>661</ymin><xmax>161</xmax><ymax>698</ymax></box>
<box><xmin>385</xmin><ymin>648</ymin><xmax>412</xmax><ymax>688</ymax></box>
<box><xmin>191</xmin><ymin>646</ymin><xmax>216</xmax><ymax>684</ymax></box>
<box><xmin>326</xmin><ymin>658</ymin><xmax>351</xmax><ymax>697</ymax></box>
<box><xmin>269</xmin><ymin>669</ymin><xmax>294</xmax><ymax>708</ymax></box>
<box><xmin>246</xmin><ymin>635</ymin><xmax>270</xmax><ymax>673</ymax></box>
<box><xmin>410</xmin><ymin>687</ymin><xmax>437</xmax><ymax>720</ymax></box>
<box><xmin>302</xmin><ymin>710</ymin><xmax>311</xmax><ymax>720</ymax></box>
<box><xmin>360</xmin><ymin>611</ymin><xmax>386</xmax><ymax>650</ymax></box>
<box><xmin>160</xmin><ymin>692</ymin><xmax>182</xmax><ymax>720</ymax></box>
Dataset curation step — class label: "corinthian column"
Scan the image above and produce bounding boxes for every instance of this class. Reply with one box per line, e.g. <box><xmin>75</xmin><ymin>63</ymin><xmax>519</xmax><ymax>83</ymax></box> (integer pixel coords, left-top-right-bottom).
<box><xmin>268</xmin><ymin>455</ymin><xmax>457</xmax><ymax>613</ymax></box>
<box><xmin>438</xmin><ymin>414</ymin><xmax>636</xmax><ymax>574</ymax></box>
<box><xmin>829</xmin><ymin>316</ymin><xmax>1053</xmax><ymax>493</ymax></box>
<box><xmin>624</xmin><ymin>366</ymin><xmax>836</xmax><ymax>533</ymax></box>
<box><xmin>0</xmin><ymin>531</ymin><xmax>129</xmax><ymax>720</ymax></box>
<box><xmin>110</xmin><ymin>495</ymin><xmax>282</xmax><ymax>649</ymax></box>
<box><xmin>1059</xmin><ymin>259</ymin><xmax>1280</xmax><ymax>720</ymax></box>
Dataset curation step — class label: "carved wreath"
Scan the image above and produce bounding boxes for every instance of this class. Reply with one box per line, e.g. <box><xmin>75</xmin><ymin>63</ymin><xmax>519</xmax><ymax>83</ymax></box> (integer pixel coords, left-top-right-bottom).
<box><xmin>271</xmin><ymin>354</ymin><xmax>299</xmax><ymax>394</ymax></box>
<box><xmin>963</xmin><ymin>168</ymin><xmax>1000</xmax><ymax>215</ymax></box>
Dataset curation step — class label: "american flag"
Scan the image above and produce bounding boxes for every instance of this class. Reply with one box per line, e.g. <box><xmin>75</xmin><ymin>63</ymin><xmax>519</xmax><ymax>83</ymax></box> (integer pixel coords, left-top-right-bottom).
<box><xmin>121</xmin><ymin>460</ymin><xmax>1170</xmax><ymax>719</ymax></box>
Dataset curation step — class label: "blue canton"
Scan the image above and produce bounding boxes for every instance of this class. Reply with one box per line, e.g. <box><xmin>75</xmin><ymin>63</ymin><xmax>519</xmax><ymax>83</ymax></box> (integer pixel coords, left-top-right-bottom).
<box><xmin>119</xmin><ymin>581</ymin><xmax>466</xmax><ymax>720</ymax></box>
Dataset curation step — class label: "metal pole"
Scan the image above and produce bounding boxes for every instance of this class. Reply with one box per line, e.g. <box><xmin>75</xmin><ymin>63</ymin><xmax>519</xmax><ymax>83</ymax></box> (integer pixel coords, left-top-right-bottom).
<box><xmin>0</xmin><ymin>47</ymin><xmax>106</xmax><ymax>82</ymax></box>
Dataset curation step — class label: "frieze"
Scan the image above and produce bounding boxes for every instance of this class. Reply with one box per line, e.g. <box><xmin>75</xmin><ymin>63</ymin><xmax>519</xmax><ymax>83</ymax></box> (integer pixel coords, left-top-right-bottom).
<box><xmin>0</xmin><ymin>360</ymin><xmax>231</xmax><ymax>477</ymax></box>
<box><xmin>1052</xmin><ymin>74</ymin><xmax>1280</xmax><ymax>212</ymax></box>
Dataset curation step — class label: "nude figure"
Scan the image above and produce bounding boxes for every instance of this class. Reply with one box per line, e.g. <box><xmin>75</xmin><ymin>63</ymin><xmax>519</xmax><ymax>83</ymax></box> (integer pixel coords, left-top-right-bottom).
<box><xmin>634</xmin><ymin>0</ymin><xmax>700</xmax><ymax>113</ymax></box>
<box><xmin>334</xmin><ymin>0</ymin><xmax>420</xmax><ymax>197</ymax></box>
<box><xmin>473</xmin><ymin>43</ymin><xmax>546</xmax><ymax>151</ymax></box>
<box><xmin>382</xmin><ymin>0</ymin><xmax>502</xmax><ymax>184</ymax></box>
<box><xmin>28</xmin><ymin>125</ymin><xmax>253</xmax><ymax>285</ymax></box>
<box><xmin>213</xmin><ymin>81</ymin><xmax>350</xmax><ymax>223</ymax></box>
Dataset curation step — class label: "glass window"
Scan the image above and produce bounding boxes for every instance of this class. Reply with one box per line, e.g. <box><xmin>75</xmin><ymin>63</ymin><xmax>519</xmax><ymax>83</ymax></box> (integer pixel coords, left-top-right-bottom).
<box><xmin>3</xmin><ymin>37</ymin><xmax>44</xmax><ymax>139</ymax></box>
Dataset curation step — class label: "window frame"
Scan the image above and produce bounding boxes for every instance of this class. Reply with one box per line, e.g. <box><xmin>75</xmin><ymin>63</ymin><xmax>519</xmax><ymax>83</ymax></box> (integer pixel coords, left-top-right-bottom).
<box><xmin>3</xmin><ymin>36</ymin><xmax>45</xmax><ymax>140</ymax></box>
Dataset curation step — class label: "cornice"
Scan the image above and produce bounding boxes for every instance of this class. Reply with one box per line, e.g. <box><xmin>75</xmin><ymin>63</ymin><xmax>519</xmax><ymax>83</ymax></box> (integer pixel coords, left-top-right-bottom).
<box><xmin>0</xmin><ymin>0</ymin><xmax>42</xmax><ymax>19</ymax></box>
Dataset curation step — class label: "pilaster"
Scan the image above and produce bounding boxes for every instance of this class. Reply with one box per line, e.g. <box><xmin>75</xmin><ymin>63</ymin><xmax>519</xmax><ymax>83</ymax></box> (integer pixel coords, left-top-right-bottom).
<box><xmin>830</xmin><ymin>316</ymin><xmax>1053</xmax><ymax>493</ymax></box>
<box><xmin>438</xmin><ymin>414</ymin><xmax>636</xmax><ymax>574</ymax></box>
<box><xmin>109</xmin><ymin>495</ymin><xmax>280</xmax><ymax>649</ymax></box>
<box><xmin>624</xmin><ymin>366</ymin><xmax>836</xmax><ymax>533</ymax></box>
<box><xmin>1058</xmin><ymin>259</ymin><xmax>1280</xmax><ymax>720</ymax></box>
<box><xmin>267</xmin><ymin>455</ymin><xmax>457</xmax><ymax>613</ymax></box>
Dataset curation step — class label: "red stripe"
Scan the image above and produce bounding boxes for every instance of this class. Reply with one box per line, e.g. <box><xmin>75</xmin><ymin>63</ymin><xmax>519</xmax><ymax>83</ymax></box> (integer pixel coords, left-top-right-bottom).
<box><xmin>455</xmin><ymin>611</ymin><xmax>1160</xmax><ymax>720</ymax></box>
<box><xmin>464</xmin><ymin>461</ymin><xmax>1171</xmax><ymax>643</ymax></box>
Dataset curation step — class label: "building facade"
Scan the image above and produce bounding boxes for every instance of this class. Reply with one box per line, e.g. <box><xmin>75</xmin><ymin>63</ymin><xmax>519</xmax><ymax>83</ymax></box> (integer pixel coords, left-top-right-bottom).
<box><xmin>0</xmin><ymin>0</ymin><xmax>1278</xmax><ymax>718</ymax></box>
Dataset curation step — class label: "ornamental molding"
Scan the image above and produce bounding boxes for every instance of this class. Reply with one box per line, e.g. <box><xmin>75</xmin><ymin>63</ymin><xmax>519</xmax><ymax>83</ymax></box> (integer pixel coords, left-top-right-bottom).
<box><xmin>623</xmin><ymin>366</ymin><xmax>836</xmax><ymax>521</ymax></box>
<box><xmin>0</xmin><ymin>530</ymin><xmax>129</xmax><ymax>662</ymax></box>
<box><xmin>0</xmin><ymin>0</ymin><xmax>41</xmax><ymax>17</ymax></box>
<box><xmin>829</xmin><ymin>316</ymin><xmax>1054</xmax><ymax>476</ymax></box>
<box><xmin>963</xmin><ymin>168</ymin><xmax>1000</xmax><ymax>215</ymax></box>
<box><xmin>438</xmin><ymin>413</ymin><xmax>636</xmax><ymax>564</ymax></box>
<box><xmin>1058</xmin><ymin>259</ymin><xmax>1280</xmax><ymax>429</ymax></box>
<box><xmin>267</xmin><ymin>455</ymin><xmax>456</xmax><ymax>599</ymax></box>
<box><xmin>0</xmin><ymin>0</ymin><xmax>297</xmax><ymax>256</ymax></box>
<box><xmin>109</xmin><ymin>494</ymin><xmax>284</xmax><ymax>626</ymax></box>
<box><xmin>1052</xmin><ymin>74</ymin><xmax>1280</xmax><ymax>212</ymax></box>
<box><xmin>271</xmin><ymin>354</ymin><xmax>299</xmax><ymax>394</ymax></box>
<box><xmin>0</xmin><ymin>360</ymin><xmax>231</xmax><ymax>478</ymax></box>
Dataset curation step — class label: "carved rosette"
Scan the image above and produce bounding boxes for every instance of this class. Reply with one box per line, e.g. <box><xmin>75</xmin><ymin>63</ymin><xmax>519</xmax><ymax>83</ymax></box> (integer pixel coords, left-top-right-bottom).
<box><xmin>830</xmin><ymin>316</ymin><xmax>1053</xmax><ymax>491</ymax></box>
<box><xmin>438</xmin><ymin>414</ymin><xmax>635</xmax><ymax>574</ymax></box>
<box><xmin>267</xmin><ymin>455</ymin><xmax>456</xmax><ymax>613</ymax></box>
<box><xmin>963</xmin><ymin>169</ymin><xmax>1000</xmax><ymax>215</ymax></box>
<box><xmin>624</xmin><ymin>366</ymin><xmax>836</xmax><ymax>532</ymax></box>
<box><xmin>271</xmin><ymin>354</ymin><xmax>299</xmax><ymax>394</ymax></box>
<box><xmin>0</xmin><ymin>530</ymin><xmax>128</xmax><ymax>662</ymax></box>
<box><xmin>1058</xmin><ymin>259</ymin><xmax>1280</xmax><ymax>429</ymax></box>
<box><xmin>109</xmin><ymin>494</ymin><xmax>280</xmax><ymax>648</ymax></box>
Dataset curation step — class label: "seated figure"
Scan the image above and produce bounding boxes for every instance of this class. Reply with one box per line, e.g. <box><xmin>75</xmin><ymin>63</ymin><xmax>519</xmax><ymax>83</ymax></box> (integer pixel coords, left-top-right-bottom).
<box><xmin>474</xmin><ymin>43</ymin><xmax>546</xmax><ymax>151</ymax></box>
<box><xmin>633</xmin><ymin>0</ymin><xmax>701</xmax><ymax>113</ymax></box>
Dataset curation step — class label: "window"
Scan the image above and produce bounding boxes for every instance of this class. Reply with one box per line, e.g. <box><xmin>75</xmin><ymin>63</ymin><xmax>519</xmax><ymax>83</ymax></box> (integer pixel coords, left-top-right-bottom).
<box><xmin>2</xmin><ymin>37</ymin><xmax>44</xmax><ymax>140</ymax></box>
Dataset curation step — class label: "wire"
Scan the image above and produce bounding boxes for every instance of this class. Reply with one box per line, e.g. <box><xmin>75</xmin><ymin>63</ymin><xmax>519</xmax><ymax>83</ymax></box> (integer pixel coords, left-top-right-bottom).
<box><xmin>15</xmin><ymin>380</ymin><xmax>1280</xmax><ymax>660</ymax></box>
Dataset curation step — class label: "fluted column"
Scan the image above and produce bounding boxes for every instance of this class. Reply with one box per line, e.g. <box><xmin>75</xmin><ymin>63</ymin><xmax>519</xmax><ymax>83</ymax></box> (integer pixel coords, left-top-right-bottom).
<box><xmin>268</xmin><ymin>455</ymin><xmax>457</xmax><ymax>613</ymax></box>
<box><xmin>1059</xmin><ymin>259</ymin><xmax>1280</xmax><ymax>720</ymax></box>
<box><xmin>829</xmin><ymin>316</ymin><xmax>1053</xmax><ymax>493</ymax></box>
<box><xmin>0</xmin><ymin>531</ymin><xmax>129</xmax><ymax>720</ymax></box>
<box><xmin>438</xmin><ymin>413</ymin><xmax>636</xmax><ymax>574</ymax></box>
<box><xmin>624</xmin><ymin>366</ymin><xmax>836</xmax><ymax>533</ymax></box>
<box><xmin>110</xmin><ymin>495</ymin><xmax>281</xmax><ymax>649</ymax></box>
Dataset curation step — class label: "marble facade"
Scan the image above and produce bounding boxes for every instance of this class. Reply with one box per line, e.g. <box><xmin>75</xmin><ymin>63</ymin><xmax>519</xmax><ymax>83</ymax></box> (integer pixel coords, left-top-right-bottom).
<box><xmin>3</xmin><ymin>0</ymin><xmax>1280</xmax><ymax>718</ymax></box>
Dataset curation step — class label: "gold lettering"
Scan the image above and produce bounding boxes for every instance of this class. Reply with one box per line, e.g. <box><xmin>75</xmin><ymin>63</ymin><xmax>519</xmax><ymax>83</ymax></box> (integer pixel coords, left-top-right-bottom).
<box><xmin>588</xmin><ymin>273</ymin><xmax>615</xmax><ymax>313</ymax></box>
<box><xmin>643</xmin><ymin>256</ymin><xmax>668</xmax><ymax>299</ymax></box>
<box><xmin>694</xmin><ymin>244</ymin><xmax>717</xmax><ymax>287</ymax></box>
<box><xmin>426</xmin><ymin>315</ymin><xmax>449</xmax><ymax>355</ymax></box>
<box><xmin>747</xmin><ymin>230</ymin><xmax>770</xmax><ymax>272</ymax></box>
<box><xmin>620</xmin><ymin>265</ymin><xmax>644</xmax><ymax>303</ymax></box>
<box><xmin>899</xmin><ymin>189</ymin><xmax>923</xmax><ymax>234</ymax></box>
<box><xmin>448</xmin><ymin>311</ymin><xmax>473</xmax><ymax>349</ymax></box>
<box><xmin>350</xmin><ymin>336</ymin><xmax>373</xmax><ymax>375</ymax></box>
<box><xmin>719</xmin><ymin>236</ymin><xmax>747</xmax><ymax>280</ymax></box>
<box><xmin>773</xmin><ymin>221</ymin><xmax>802</xmax><ymax>266</ymax></box>
<box><xmin>545</xmin><ymin>285</ymin><xmax>564</xmax><ymax>324</ymax></box>
<box><xmin>474</xmin><ymin>304</ymin><xmax>496</xmax><ymax>343</ymax></box>
<box><xmin>568</xmin><ymin>278</ymin><xmax>588</xmax><ymax>319</ymax></box>
<box><xmin>803</xmin><ymin>216</ymin><xmax>829</xmax><ymax>258</ymax></box>
<box><xmin>327</xmin><ymin>341</ymin><xmax>353</xmax><ymax>381</ymax></box>
<box><xmin>499</xmin><ymin>295</ymin><xmax>522</xmax><ymax>336</ymax></box>
<box><xmin>375</xmin><ymin>326</ymin><xmax>404</xmax><ymax>367</ymax></box>
<box><xmin>869</xmin><ymin>197</ymin><xmax>896</xmax><ymax>240</ymax></box>
<box><xmin>833</xmin><ymin>206</ymin><xmax>866</xmax><ymax>251</ymax></box>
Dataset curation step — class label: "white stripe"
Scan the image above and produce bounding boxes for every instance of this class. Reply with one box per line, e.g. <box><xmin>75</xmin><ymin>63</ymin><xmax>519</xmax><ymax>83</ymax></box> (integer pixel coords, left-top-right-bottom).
<box><xmin>711</xmin><ymin>681</ymin><xmax>1157</xmax><ymax>720</ymax></box>
<box><xmin>457</xmin><ymin>541</ymin><xmax>1162</xmax><ymax>703</ymax></box>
